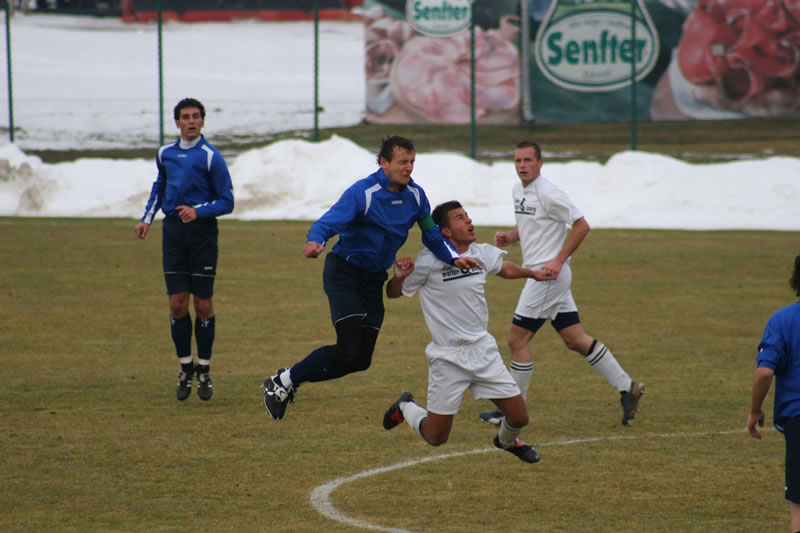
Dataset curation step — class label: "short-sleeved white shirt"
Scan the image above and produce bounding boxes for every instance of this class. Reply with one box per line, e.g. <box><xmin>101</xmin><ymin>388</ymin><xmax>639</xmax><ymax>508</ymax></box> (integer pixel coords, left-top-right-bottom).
<box><xmin>514</xmin><ymin>175</ymin><xmax>583</xmax><ymax>268</ymax></box>
<box><xmin>402</xmin><ymin>242</ymin><xmax>506</xmax><ymax>347</ymax></box>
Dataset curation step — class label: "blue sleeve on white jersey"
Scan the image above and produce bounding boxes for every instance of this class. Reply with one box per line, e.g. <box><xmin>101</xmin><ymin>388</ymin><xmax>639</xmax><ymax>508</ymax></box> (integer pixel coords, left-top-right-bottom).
<box><xmin>414</xmin><ymin>187</ymin><xmax>461</xmax><ymax>264</ymax></box>
<box><xmin>421</xmin><ymin>225</ymin><xmax>461</xmax><ymax>265</ymax></box>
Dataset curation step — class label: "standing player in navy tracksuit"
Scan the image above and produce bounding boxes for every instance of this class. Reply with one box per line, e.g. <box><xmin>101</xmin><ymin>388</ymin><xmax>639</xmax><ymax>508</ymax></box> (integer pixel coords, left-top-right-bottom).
<box><xmin>262</xmin><ymin>135</ymin><xmax>481</xmax><ymax>420</ymax></box>
<box><xmin>135</xmin><ymin>98</ymin><xmax>234</xmax><ymax>402</ymax></box>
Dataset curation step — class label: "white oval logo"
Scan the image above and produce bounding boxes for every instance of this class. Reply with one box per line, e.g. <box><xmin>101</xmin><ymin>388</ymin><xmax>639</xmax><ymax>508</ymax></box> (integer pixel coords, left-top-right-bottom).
<box><xmin>406</xmin><ymin>0</ymin><xmax>472</xmax><ymax>37</ymax></box>
<box><xmin>535</xmin><ymin>9</ymin><xmax>660</xmax><ymax>92</ymax></box>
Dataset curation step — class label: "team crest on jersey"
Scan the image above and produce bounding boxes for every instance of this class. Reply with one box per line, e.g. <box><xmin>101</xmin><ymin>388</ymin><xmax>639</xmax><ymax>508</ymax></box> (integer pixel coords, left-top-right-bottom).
<box><xmin>514</xmin><ymin>197</ymin><xmax>535</xmax><ymax>216</ymax></box>
<box><xmin>441</xmin><ymin>264</ymin><xmax>482</xmax><ymax>281</ymax></box>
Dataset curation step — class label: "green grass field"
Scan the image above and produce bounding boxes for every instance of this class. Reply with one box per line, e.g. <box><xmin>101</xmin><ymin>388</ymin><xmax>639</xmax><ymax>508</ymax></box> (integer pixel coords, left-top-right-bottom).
<box><xmin>1</xmin><ymin>216</ymin><xmax>795</xmax><ymax>532</ymax></box>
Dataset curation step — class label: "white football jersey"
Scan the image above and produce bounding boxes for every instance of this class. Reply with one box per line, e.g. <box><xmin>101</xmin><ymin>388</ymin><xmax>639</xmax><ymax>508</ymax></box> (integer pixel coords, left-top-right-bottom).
<box><xmin>402</xmin><ymin>243</ymin><xmax>506</xmax><ymax>347</ymax></box>
<box><xmin>513</xmin><ymin>175</ymin><xmax>583</xmax><ymax>268</ymax></box>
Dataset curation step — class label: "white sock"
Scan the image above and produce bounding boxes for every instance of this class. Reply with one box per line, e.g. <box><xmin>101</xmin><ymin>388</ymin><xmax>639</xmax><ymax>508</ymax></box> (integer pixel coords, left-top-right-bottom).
<box><xmin>400</xmin><ymin>401</ymin><xmax>428</xmax><ymax>437</ymax></box>
<box><xmin>179</xmin><ymin>355</ymin><xmax>193</xmax><ymax>365</ymax></box>
<box><xmin>497</xmin><ymin>418</ymin><xmax>523</xmax><ymax>448</ymax></box>
<box><xmin>586</xmin><ymin>341</ymin><xmax>631</xmax><ymax>392</ymax></box>
<box><xmin>510</xmin><ymin>361</ymin><xmax>534</xmax><ymax>399</ymax></box>
<box><xmin>279</xmin><ymin>369</ymin><xmax>294</xmax><ymax>389</ymax></box>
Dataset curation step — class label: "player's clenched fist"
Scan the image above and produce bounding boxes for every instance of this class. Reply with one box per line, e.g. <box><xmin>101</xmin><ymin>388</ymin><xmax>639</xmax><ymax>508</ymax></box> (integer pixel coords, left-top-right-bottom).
<box><xmin>393</xmin><ymin>257</ymin><xmax>414</xmax><ymax>279</ymax></box>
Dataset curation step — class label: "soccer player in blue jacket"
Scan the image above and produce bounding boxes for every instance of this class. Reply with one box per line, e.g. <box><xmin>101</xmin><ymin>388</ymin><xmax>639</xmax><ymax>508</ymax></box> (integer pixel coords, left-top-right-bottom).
<box><xmin>135</xmin><ymin>98</ymin><xmax>234</xmax><ymax>402</ymax></box>
<box><xmin>748</xmin><ymin>254</ymin><xmax>800</xmax><ymax>533</ymax></box>
<box><xmin>262</xmin><ymin>135</ymin><xmax>480</xmax><ymax>420</ymax></box>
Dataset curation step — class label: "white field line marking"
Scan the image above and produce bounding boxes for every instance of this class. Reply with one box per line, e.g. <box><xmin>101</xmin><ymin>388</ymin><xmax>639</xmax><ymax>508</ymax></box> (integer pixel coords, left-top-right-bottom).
<box><xmin>310</xmin><ymin>427</ymin><xmax>754</xmax><ymax>533</ymax></box>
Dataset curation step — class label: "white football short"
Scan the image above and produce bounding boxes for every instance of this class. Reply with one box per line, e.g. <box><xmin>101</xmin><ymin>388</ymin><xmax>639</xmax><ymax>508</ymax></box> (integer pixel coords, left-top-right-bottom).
<box><xmin>425</xmin><ymin>334</ymin><xmax>521</xmax><ymax>415</ymax></box>
<box><xmin>514</xmin><ymin>261</ymin><xmax>578</xmax><ymax>321</ymax></box>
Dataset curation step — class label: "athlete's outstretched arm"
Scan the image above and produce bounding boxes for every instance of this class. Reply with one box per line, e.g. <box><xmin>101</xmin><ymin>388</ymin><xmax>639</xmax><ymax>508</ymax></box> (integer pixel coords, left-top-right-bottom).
<box><xmin>497</xmin><ymin>261</ymin><xmax>551</xmax><ymax>281</ymax></box>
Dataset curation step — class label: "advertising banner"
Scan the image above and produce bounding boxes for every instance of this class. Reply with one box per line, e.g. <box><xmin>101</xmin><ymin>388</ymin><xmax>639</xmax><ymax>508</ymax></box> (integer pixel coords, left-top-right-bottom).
<box><xmin>362</xmin><ymin>0</ymin><xmax>523</xmax><ymax>124</ymax></box>
<box><xmin>363</xmin><ymin>0</ymin><xmax>800</xmax><ymax>124</ymax></box>
<box><xmin>524</xmin><ymin>0</ymin><xmax>800</xmax><ymax>122</ymax></box>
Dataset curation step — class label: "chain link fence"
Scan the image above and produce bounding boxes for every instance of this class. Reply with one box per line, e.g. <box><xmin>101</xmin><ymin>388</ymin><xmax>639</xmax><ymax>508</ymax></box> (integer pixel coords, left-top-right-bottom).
<box><xmin>0</xmin><ymin>4</ymin><xmax>365</xmax><ymax>152</ymax></box>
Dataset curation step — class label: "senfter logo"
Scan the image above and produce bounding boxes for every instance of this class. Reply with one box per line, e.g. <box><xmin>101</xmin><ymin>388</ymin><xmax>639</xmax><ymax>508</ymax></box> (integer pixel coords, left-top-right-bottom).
<box><xmin>534</xmin><ymin>0</ymin><xmax>659</xmax><ymax>92</ymax></box>
<box><xmin>406</xmin><ymin>0</ymin><xmax>472</xmax><ymax>37</ymax></box>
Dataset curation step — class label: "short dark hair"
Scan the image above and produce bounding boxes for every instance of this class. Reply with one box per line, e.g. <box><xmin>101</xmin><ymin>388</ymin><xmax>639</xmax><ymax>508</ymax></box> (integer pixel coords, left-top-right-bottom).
<box><xmin>791</xmin><ymin>255</ymin><xmax>800</xmax><ymax>297</ymax></box>
<box><xmin>432</xmin><ymin>200</ymin><xmax>462</xmax><ymax>229</ymax></box>
<box><xmin>515</xmin><ymin>140</ymin><xmax>541</xmax><ymax>160</ymax></box>
<box><xmin>377</xmin><ymin>135</ymin><xmax>415</xmax><ymax>164</ymax></box>
<box><xmin>174</xmin><ymin>98</ymin><xmax>206</xmax><ymax>120</ymax></box>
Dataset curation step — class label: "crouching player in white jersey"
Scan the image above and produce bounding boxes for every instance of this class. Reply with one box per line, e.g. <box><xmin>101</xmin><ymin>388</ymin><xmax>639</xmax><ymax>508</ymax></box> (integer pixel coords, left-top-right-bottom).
<box><xmin>382</xmin><ymin>201</ymin><xmax>553</xmax><ymax>463</ymax></box>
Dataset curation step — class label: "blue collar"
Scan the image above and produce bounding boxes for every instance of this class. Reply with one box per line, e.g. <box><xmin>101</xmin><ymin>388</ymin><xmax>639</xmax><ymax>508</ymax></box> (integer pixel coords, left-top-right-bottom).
<box><xmin>375</xmin><ymin>167</ymin><xmax>415</xmax><ymax>190</ymax></box>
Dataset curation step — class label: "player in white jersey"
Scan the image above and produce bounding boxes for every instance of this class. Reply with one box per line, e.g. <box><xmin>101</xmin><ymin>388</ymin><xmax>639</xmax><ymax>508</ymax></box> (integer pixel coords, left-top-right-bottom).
<box><xmin>479</xmin><ymin>141</ymin><xmax>646</xmax><ymax>426</ymax></box>
<box><xmin>382</xmin><ymin>201</ymin><xmax>553</xmax><ymax>463</ymax></box>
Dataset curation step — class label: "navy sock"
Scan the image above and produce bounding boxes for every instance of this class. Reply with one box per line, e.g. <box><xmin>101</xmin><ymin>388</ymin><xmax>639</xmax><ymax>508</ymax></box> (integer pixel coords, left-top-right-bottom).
<box><xmin>195</xmin><ymin>315</ymin><xmax>215</xmax><ymax>364</ymax></box>
<box><xmin>289</xmin><ymin>345</ymin><xmax>352</xmax><ymax>385</ymax></box>
<box><xmin>170</xmin><ymin>314</ymin><xmax>192</xmax><ymax>359</ymax></box>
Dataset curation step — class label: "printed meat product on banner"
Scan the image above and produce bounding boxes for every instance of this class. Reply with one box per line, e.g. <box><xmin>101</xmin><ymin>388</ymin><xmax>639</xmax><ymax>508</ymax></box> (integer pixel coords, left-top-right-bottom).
<box><xmin>672</xmin><ymin>0</ymin><xmax>800</xmax><ymax>117</ymax></box>
<box><xmin>363</xmin><ymin>0</ymin><xmax>523</xmax><ymax>124</ymax></box>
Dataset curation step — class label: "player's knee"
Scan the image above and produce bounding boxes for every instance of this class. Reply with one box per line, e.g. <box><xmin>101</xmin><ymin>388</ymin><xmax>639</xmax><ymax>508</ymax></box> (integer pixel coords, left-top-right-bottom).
<box><xmin>350</xmin><ymin>353</ymin><xmax>373</xmax><ymax>372</ymax></box>
<box><xmin>506</xmin><ymin>333</ymin><xmax>517</xmax><ymax>349</ymax></box>
<box><xmin>331</xmin><ymin>346</ymin><xmax>357</xmax><ymax>367</ymax></box>
<box><xmin>420</xmin><ymin>418</ymin><xmax>450</xmax><ymax>446</ymax></box>
<box><xmin>424</xmin><ymin>431</ymin><xmax>450</xmax><ymax>446</ymax></box>
<box><xmin>506</xmin><ymin>412</ymin><xmax>529</xmax><ymax>428</ymax></box>
<box><xmin>564</xmin><ymin>333</ymin><xmax>592</xmax><ymax>353</ymax></box>
<box><xmin>507</xmin><ymin>333</ymin><xmax>526</xmax><ymax>351</ymax></box>
<box><xmin>351</xmin><ymin>341</ymin><xmax>376</xmax><ymax>371</ymax></box>
<box><xmin>169</xmin><ymin>295</ymin><xmax>190</xmax><ymax>316</ymax></box>
<box><xmin>332</xmin><ymin>343</ymin><xmax>375</xmax><ymax>373</ymax></box>
<box><xmin>193</xmin><ymin>297</ymin><xmax>213</xmax><ymax>317</ymax></box>
<box><xmin>331</xmin><ymin>333</ymin><xmax>360</xmax><ymax>363</ymax></box>
<box><xmin>427</xmin><ymin>436</ymin><xmax>449</xmax><ymax>446</ymax></box>
<box><xmin>564</xmin><ymin>337</ymin><xmax>583</xmax><ymax>352</ymax></box>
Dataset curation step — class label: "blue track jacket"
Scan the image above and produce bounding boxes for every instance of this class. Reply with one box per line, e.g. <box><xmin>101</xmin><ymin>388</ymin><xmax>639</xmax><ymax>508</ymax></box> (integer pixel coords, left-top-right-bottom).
<box><xmin>758</xmin><ymin>301</ymin><xmax>800</xmax><ymax>431</ymax></box>
<box><xmin>307</xmin><ymin>168</ymin><xmax>460</xmax><ymax>273</ymax></box>
<box><xmin>140</xmin><ymin>135</ymin><xmax>234</xmax><ymax>223</ymax></box>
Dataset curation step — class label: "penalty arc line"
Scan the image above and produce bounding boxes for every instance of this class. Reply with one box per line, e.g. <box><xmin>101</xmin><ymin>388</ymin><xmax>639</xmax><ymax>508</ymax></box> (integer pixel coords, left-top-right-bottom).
<box><xmin>310</xmin><ymin>427</ymin><xmax>753</xmax><ymax>533</ymax></box>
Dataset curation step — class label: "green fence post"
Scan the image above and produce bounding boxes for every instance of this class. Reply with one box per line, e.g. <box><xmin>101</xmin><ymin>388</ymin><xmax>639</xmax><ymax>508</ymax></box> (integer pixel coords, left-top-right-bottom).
<box><xmin>313</xmin><ymin>0</ymin><xmax>320</xmax><ymax>142</ymax></box>
<box><xmin>5</xmin><ymin>0</ymin><xmax>13</xmax><ymax>143</ymax></box>
<box><xmin>469</xmin><ymin>2</ymin><xmax>475</xmax><ymax>160</ymax></box>
<box><xmin>157</xmin><ymin>0</ymin><xmax>164</xmax><ymax>146</ymax></box>
<box><xmin>630</xmin><ymin>0</ymin><xmax>637</xmax><ymax>151</ymax></box>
